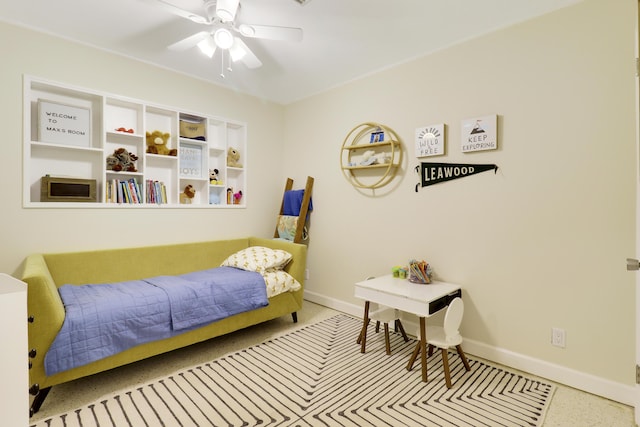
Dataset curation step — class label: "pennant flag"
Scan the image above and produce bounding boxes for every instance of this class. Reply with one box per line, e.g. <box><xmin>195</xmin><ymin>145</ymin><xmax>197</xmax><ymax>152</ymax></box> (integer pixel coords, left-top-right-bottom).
<box><xmin>415</xmin><ymin>162</ymin><xmax>498</xmax><ymax>191</ymax></box>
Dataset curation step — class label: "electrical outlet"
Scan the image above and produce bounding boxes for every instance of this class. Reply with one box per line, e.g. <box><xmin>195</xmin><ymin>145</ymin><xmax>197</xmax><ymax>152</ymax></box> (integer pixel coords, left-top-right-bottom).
<box><xmin>551</xmin><ymin>327</ymin><xmax>566</xmax><ymax>348</ymax></box>
<box><xmin>305</xmin><ymin>269</ymin><xmax>310</xmax><ymax>280</ymax></box>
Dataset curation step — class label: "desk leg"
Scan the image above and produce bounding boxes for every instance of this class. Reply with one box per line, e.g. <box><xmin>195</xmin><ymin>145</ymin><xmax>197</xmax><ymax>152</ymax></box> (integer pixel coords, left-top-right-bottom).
<box><xmin>359</xmin><ymin>301</ymin><xmax>370</xmax><ymax>353</ymax></box>
<box><xmin>420</xmin><ymin>317</ymin><xmax>428</xmax><ymax>382</ymax></box>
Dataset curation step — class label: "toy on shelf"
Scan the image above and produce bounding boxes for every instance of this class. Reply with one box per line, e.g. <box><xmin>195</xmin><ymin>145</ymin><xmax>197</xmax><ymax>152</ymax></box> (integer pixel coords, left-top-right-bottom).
<box><xmin>179</xmin><ymin>184</ymin><xmax>196</xmax><ymax>204</ymax></box>
<box><xmin>106</xmin><ymin>148</ymin><xmax>138</xmax><ymax>172</ymax></box>
<box><xmin>227</xmin><ymin>147</ymin><xmax>242</xmax><ymax>168</ymax></box>
<box><xmin>209</xmin><ymin>168</ymin><xmax>222</xmax><ymax>185</ymax></box>
<box><xmin>146</xmin><ymin>130</ymin><xmax>177</xmax><ymax>156</ymax></box>
<box><xmin>115</xmin><ymin>127</ymin><xmax>134</xmax><ymax>133</ymax></box>
<box><xmin>233</xmin><ymin>190</ymin><xmax>243</xmax><ymax>205</ymax></box>
<box><xmin>209</xmin><ymin>192</ymin><xmax>220</xmax><ymax>205</ymax></box>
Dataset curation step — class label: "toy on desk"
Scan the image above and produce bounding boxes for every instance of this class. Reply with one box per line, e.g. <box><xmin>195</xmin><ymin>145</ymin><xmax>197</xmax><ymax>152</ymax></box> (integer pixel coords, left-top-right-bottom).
<box><xmin>392</xmin><ymin>266</ymin><xmax>408</xmax><ymax>279</ymax></box>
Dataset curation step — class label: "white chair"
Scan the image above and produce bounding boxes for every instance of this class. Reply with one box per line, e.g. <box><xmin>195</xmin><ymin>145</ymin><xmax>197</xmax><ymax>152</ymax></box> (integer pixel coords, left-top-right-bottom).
<box><xmin>357</xmin><ymin>277</ymin><xmax>409</xmax><ymax>355</ymax></box>
<box><xmin>407</xmin><ymin>297</ymin><xmax>471</xmax><ymax>388</ymax></box>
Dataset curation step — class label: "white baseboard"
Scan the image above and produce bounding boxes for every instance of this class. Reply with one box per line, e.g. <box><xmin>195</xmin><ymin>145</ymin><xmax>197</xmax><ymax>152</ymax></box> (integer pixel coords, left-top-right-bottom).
<box><xmin>303</xmin><ymin>290</ymin><xmax>636</xmax><ymax>406</ymax></box>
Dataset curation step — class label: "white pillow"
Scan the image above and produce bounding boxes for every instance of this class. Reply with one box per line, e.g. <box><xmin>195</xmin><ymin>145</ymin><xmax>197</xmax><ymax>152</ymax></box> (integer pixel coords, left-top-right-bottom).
<box><xmin>221</xmin><ymin>246</ymin><xmax>292</xmax><ymax>273</ymax></box>
<box><xmin>262</xmin><ymin>270</ymin><xmax>302</xmax><ymax>298</ymax></box>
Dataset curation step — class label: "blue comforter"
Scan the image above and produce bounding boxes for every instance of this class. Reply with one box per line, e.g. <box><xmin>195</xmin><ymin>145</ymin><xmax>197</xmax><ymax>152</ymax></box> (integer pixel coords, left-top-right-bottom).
<box><xmin>45</xmin><ymin>267</ymin><xmax>268</xmax><ymax>376</ymax></box>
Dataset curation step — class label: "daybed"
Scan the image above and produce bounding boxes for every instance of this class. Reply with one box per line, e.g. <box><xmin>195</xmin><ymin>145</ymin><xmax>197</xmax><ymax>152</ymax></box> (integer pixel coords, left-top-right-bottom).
<box><xmin>21</xmin><ymin>237</ymin><xmax>306</xmax><ymax>416</ymax></box>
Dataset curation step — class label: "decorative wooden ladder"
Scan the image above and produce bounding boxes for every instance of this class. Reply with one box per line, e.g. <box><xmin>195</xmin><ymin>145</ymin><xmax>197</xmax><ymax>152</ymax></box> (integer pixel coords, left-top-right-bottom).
<box><xmin>273</xmin><ymin>176</ymin><xmax>314</xmax><ymax>244</ymax></box>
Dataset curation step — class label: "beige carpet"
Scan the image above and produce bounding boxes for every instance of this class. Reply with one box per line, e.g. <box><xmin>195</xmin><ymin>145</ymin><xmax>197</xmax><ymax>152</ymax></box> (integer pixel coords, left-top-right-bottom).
<box><xmin>30</xmin><ymin>314</ymin><xmax>555</xmax><ymax>427</ymax></box>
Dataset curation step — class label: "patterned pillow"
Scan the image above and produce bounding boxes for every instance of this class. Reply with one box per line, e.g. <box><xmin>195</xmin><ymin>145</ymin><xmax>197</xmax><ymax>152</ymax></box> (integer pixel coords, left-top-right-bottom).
<box><xmin>262</xmin><ymin>270</ymin><xmax>302</xmax><ymax>298</ymax></box>
<box><xmin>221</xmin><ymin>246</ymin><xmax>292</xmax><ymax>273</ymax></box>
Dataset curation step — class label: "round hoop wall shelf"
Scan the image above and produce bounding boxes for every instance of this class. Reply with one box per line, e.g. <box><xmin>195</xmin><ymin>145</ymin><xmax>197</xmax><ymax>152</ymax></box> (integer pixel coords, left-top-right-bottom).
<box><xmin>340</xmin><ymin>122</ymin><xmax>403</xmax><ymax>189</ymax></box>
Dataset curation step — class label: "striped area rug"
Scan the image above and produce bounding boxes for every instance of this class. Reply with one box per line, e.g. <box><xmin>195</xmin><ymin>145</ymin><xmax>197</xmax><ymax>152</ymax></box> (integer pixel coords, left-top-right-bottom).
<box><xmin>31</xmin><ymin>314</ymin><xmax>555</xmax><ymax>427</ymax></box>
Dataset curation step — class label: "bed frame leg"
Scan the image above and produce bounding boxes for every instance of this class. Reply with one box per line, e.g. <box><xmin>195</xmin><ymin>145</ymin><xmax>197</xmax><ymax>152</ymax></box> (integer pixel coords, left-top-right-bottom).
<box><xmin>29</xmin><ymin>385</ymin><xmax>51</xmax><ymax>417</ymax></box>
<box><xmin>291</xmin><ymin>312</ymin><xmax>298</xmax><ymax>323</ymax></box>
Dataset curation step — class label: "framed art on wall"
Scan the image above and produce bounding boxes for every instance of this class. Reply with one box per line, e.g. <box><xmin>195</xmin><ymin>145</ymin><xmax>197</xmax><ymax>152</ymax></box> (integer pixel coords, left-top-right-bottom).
<box><xmin>415</xmin><ymin>124</ymin><xmax>445</xmax><ymax>157</ymax></box>
<box><xmin>461</xmin><ymin>114</ymin><xmax>497</xmax><ymax>153</ymax></box>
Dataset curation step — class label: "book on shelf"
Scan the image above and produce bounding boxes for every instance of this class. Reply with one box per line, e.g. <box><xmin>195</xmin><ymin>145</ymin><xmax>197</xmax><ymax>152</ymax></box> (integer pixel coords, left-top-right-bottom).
<box><xmin>146</xmin><ymin>179</ymin><xmax>167</xmax><ymax>204</ymax></box>
<box><xmin>106</xmin><ymin>178</ymin><xmax>142</xmax><ymax>204</ymax></box>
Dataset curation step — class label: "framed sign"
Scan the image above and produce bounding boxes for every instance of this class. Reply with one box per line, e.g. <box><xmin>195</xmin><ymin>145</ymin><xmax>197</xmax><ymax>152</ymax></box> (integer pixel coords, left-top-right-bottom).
<box><xmin>38</xmin><ymin>99</ymin><xmax>91</xmax><ymax>147</ymax></box>
<box><xmin>461</xmin><ymin>114</ymin><xmax>497</xmax><ymax>153</ymax></box>
<box><xmin>179</xmin><ymin>143</ymin><xmax>203</xmax><ymax>178</ymax></box>
<box><xmin>415</xmin><ymin>124</ymin><xmax>445</xmax><ymax>157</ymax></box>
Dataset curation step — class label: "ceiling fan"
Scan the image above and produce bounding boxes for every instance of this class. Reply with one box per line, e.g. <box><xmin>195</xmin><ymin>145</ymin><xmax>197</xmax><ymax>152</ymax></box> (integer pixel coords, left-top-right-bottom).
<box><xmin>148</xmin><ymin>0</ymin><xmax>304</xmax><ymax>70</ymax></box>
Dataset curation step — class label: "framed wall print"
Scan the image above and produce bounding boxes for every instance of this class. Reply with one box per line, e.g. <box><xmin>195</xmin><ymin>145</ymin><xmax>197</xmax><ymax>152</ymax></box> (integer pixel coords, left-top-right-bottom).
<box><xmin>38</xmin><ymin>99</ymin><xmax>91</xmax><ymax>147</ymax></box>
<box><xmin>461</xmin><ymin>114</ymin><xmax>497</xmax><ymax>153</ymax></box>
<box><xmin>415</xmin><ymin>124</ymin><xmax>445</xmax><ymax>157</ymax></box>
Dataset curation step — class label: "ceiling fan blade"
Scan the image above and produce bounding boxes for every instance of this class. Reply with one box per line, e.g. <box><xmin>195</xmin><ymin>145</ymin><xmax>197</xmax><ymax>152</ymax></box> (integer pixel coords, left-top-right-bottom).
<box><xmin>144</xmin><ymin>0</ymin><xmax>212</xmax><ymax>24</ymax></box>
<box><xmin>237</xmin><ymin>24</ymin><xmax>303</xmax><ymax>42</ymax></box>
<box><xmin>168</xmin><ymin>31</ymin><xmax>210</xmax><ymax>51</ymax></box>
<box><xmin>231</xmin><ymin>38</ymin><xmax>262</xmax><ymax>69</ymax></box>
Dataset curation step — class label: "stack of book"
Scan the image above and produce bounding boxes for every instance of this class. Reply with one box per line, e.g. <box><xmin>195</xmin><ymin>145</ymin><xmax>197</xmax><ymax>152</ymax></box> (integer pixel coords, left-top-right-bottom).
<box><xmin>145</xmin><ymin>180</ymin><xmax>167</xmax><ymax>204</ymax></box>
<box><xmin>106</xmin><ymin>178</ymin><xmax>142</xmax><ymax>204</ymax></box>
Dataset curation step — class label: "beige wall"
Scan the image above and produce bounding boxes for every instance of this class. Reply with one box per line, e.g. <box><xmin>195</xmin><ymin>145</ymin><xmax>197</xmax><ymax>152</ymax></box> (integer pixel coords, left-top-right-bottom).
<box><xmin>0</xmin><ymin>22</ymin><xmax>286</xmax><ymax>277</ymax></box>
<box><xmin>0</xmin><ymin>0</ymin><xmax>636</xmax><ymax>404</ymax></box>
<box><xmin>283</xmin><ymin>0</ymin><xmax>637</xmax><ymax>396</ymax></box>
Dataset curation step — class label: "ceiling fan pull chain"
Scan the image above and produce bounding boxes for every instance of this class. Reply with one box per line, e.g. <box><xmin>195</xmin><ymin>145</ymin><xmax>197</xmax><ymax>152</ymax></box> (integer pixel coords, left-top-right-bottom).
<box><xmin>220</xmin><ymin>51</ymin><xmax>226</xmax><ymax>78</ymax></box>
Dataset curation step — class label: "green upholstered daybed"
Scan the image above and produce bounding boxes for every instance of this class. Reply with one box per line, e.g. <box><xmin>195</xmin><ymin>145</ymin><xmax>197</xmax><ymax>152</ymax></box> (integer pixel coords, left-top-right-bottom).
<box><xmin>21</xmin><ymin>237</ymin><xmax>306</xmax><ymax>416</ymax></box>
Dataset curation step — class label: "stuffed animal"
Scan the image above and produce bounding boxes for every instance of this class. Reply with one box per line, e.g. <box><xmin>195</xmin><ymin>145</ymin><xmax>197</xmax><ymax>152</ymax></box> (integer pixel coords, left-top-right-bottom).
<box><xmin>375</xmin><ymin>151</ymin><xmax>391</xmax><ymax>164</ymax></box>
<box><xmin>227</xmin><ymin>147</ymin><xmax>242</xmax><ymax>168</ymax></box>
<box><xmin>359</xmin><ymin>150</ymin><xmax>378</xmax><ymax>166</ymax></box>
<box><xmin>233</xmin><ymin>190</ymin><xmax>243</xmax><ymax>204</ymax></box>
<box><xmin>180</xmin><ymin>184</ymin><xmax>196</xmax><ymax>204</ymax></box>
<box><xmin>209</xmin><ymin>192</ymin><xmax>220</xmax><ymax>205</ymax></box>
<box><xmin>146</xmin><ymin>130</ymin><xmax>177</xmax><ymax>156</ymax></box>
<box><xmin>106</xmin><ymin>148</ymin><xmax>138</xmax><ymax>172</ymax></box>
<box><xmin>209</xmin><ymin>168</ymin><xmax>221</xmax><ymax>185</ymax></box>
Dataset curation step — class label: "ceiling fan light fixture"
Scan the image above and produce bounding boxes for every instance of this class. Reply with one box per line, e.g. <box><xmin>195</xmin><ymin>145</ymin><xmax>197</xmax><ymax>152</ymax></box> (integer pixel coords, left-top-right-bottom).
<box><xmin>229</xmin><ymin>42</ymin><xmax>247</xmax><ymax>62</ymax></box>
<box><xmin>197</xmin><ymin>35</ymin><xmax>216</xmax><ymax>58</ymax></box>
<box><xmin>215</xmin><ymin>0</ymin><xmax>240</xmax><ymax>22</ymax></box>
<box><xmin>214</xmin><ymin>28</ymin><xmax>234</xmax><ymax>50</ymax></box>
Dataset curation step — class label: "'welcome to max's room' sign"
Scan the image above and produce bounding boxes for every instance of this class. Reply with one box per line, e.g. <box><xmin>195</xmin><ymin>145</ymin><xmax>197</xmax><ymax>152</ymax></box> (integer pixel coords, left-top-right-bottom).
<box><xmin>415</xmin><ymin>162</ymin><xmax>498</xmax><ymax>191</ymax></box>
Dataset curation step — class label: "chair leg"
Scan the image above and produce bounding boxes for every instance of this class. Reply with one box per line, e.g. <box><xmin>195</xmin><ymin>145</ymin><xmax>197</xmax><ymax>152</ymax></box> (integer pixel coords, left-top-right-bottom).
<box><xmin>383</xmin><ymin>323</ymin><xmax>391</xmax><ymax>355</ymax></box>
<box><xmin>441</xmin><ymin>348</ymin><xmax>452</xmax><ymax>388</ymax></box>
<box><xmin>456</xmin><ymin>345</ymin><xmax>471</xmax><ymax>371</ymax></box>
<box><xmin>406</xmin><ymin>341</ymin><xmax>421</xmax><ymax>371</ymax></box>
<box><xmin>428</xmin><ymin>344</ymin><xmax>434</xmax><ymax>357</ymax></box>
<box><xmin>375</xmin><ymin>320</ymin><xmax>381</xmax><ymax>333</ymax></box>
<box><xmin>396</xmin><ymin>319</ymin><xmax>409</xmax><ymax>342</ymax></box>
<box><xmin>358</xmin><ymin>301</ymin><xmax>370</xmax><ymax>353</ymax></box>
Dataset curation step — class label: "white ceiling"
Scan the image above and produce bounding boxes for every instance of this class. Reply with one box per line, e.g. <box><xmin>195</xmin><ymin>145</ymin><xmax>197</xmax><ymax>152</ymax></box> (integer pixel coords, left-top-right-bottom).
<box><xmin>1</xmin><ymin>0</ymin><xmax>580</xmax><ymax>105</ymax></box>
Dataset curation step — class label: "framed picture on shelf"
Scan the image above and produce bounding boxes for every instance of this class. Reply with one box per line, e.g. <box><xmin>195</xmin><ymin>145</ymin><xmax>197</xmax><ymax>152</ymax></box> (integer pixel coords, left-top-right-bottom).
<box><xmin>370</xmin><ymin>129</ymin><xmax>385</xmax><ymax>143</ymax></box>
<box><xmin>179</xmin><ymin>143</ymin><xmax>203</xmax><ymax>178</ymax></box>
<box><xmin>37</xmin><ymin>99</ymin><xmax>91</xmax><ymax>147</ymax></box>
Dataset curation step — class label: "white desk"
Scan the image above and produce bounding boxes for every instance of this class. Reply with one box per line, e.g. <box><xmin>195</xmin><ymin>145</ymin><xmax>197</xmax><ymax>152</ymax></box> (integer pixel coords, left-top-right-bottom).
<box><xmin>354</xmin><ymin>274</ymin><xmax>461</xmax><ymax>382</ymax></box>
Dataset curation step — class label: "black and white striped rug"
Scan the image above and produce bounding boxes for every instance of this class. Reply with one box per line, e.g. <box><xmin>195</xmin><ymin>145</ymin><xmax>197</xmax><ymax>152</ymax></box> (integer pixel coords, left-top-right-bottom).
<box><xmin>31</xmin><ymin>314</ymin><xmax>555</xmax><ymax>427</ymax></box>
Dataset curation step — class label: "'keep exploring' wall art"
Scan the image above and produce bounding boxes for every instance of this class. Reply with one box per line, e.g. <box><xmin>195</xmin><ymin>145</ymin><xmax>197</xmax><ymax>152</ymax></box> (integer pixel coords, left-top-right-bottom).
<box><xmin>461</xmin><ymin>115</ymin><xmax>497</xmax><ymax>153</ymax></box>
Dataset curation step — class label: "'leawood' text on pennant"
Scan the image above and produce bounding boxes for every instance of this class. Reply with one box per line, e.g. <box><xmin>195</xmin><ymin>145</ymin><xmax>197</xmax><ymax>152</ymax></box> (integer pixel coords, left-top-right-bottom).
<box><xmin>415</xmin><ymin>162</ymin><xmax>498</xmax><ymax>191</ymax></box>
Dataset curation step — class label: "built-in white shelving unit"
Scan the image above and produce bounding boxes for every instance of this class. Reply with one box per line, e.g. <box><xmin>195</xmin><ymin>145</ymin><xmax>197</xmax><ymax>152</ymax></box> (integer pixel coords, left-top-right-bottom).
<box><xmin>23</xmin><ymin>75</ymin><xmax>247</xmax><ymax>208</ymax></box>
